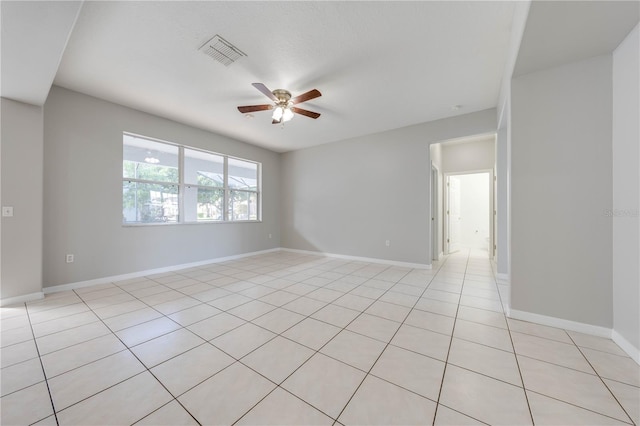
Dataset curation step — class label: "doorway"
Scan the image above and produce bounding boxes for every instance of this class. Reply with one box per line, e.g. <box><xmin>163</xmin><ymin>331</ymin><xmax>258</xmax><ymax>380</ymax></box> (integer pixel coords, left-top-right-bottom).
<box><xmin>445</xmin><ymin>171</ymin><xmax>493</xmax><ymax>255</ymax></box>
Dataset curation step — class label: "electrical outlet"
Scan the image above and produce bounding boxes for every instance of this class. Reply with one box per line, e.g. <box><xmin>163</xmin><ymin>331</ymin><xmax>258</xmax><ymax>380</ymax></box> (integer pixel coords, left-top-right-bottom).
<box><xmin>385</xmin><ymin>240</ymin><xmax>390</xmax><ymax>247</ymax></box>
<box><xmin>268</xmin><ymin>233</ymin><xmax>272</xmax><ymax>239</ymax></box>
<box><xmin>66</xmin><ymin>254</ymin><xmax>74</xmax><ymax>263</ymax></box>
<box><xmin>2</xmin><ymin>206</ymin><xmax>13</xmax><ymax>217</ymax></box>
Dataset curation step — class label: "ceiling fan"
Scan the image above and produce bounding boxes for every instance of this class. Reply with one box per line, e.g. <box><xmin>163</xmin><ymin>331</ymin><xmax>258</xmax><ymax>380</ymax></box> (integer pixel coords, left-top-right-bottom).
<box><xmin>237</xmin><ymin>83</ymin><xmax>321</xmax><ymax>124</ymax></box>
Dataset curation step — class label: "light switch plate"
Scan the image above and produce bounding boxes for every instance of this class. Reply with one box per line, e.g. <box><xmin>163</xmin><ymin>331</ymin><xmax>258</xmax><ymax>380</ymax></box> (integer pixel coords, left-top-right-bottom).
<box><xmin>2</xmin><ymin>206</ymin><xmax>13</xmax><ymax>217</ymax></box>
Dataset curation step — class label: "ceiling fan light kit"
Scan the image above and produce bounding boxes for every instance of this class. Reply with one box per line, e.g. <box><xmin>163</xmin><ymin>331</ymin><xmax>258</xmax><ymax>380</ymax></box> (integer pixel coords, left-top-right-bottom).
<box><xmin>272</xmin><ymin>105</ymin><xmax>294</xmax><ymax>123</ymax></box>
<box><xmin>237</xmin><ymin>83</ymin><xmax>321</xmax><ymax>125</ymax></box>
<box><xmin>271</xmin><ymin>89</ymin><xmax>294</xmax><ymax>123</ymax></box>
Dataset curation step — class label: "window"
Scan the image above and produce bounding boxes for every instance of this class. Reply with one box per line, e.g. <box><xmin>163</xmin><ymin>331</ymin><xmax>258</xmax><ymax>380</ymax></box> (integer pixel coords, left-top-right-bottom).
<box><xmin>122</xmin><ymin>138</ymin><xmax>179</xmax><ymax>223</ymax></box>
<box><xmin>184</xmin><ymin>149</ymin><xmax>225</xmax><ymax>222</ymax></box>
<box><xmin>228</xmin><ymin>158</ymin><xmax>259</xmax><ymax>221</ymax></box>
<box><xmin>123</xmin><ymin>133</ymin><xmax>261</xmax><ymax>224</ymax></box>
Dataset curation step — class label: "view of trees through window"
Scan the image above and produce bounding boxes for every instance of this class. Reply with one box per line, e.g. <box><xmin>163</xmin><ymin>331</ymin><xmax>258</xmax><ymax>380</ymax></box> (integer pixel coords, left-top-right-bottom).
<box><xmin>123</xmin><ymin>134</ymin><xmax>260</xmax><ymax>224</ymax></box>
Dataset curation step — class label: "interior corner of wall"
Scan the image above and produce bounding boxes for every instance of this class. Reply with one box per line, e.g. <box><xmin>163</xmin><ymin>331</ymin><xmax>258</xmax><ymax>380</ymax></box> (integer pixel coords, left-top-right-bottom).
<box><xmin>612</xmin><ymin>329</ymin><xmax>640</xmax><ymax>365</ymax></box>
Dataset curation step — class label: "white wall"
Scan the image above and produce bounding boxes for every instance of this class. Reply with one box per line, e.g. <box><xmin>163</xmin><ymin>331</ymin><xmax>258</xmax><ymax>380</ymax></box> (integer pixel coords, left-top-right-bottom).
<box><xmin>280</xmin><ymin>109</ymin><xmax>497</xmax><ymax>265</ymax></box>
<box><xmin>441</xmin><ymin>137</ymin><xmax>495</xmax><ymax>173</ymax></box>
<box><xmin>458</xmin><ymin>173</ymin><xmax>491</xmax><ymax>250</ymax></box>
<box><xmin>496</xmin><ymin>114</ymin><xmax>510</xmax><ymax>277</ymax></box>
<box><xmin>612</xmin><ymin>23</ymin><xmax>640</xmax><ymax>357</ymax></box>
<box><xmin>1</xmin><ymin>98</ymin><xmax>44</xmax><ymax>301</ymax></box>
<box><xmin>511</xmin><ymin>54</ymin><xmax>613</xmax><ymax>328</ymax></box>
<box><xmin>43</xmin><ymin>87</ymin><xmax>281</xmax><ymax>288</ymax></box>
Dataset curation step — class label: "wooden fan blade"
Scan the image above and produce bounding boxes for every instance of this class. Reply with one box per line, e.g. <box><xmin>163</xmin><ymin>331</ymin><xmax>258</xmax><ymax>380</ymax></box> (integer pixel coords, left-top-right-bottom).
<box><xmin>237</xmin><ymin>104</ymin><xmax>273</xmax><ymax>113</ymax></box>
<box><xmin>252</xmin><ymin>83</ymin><xmax>278</xmax><ymax>102</ymax></box>
<box><xmin>291</xmin><ymin>107</ymin><xmax>321</xmax><ymax>119</ymax></box>
<box><xmin>272</xmin><ymin>119</ymin><xmax>282</xmax><ymax>125</ymax></box>
<box><xmin>290</xmin><ymin>89</ymin><xmax>321</xmax><ymax>104</ymax></box>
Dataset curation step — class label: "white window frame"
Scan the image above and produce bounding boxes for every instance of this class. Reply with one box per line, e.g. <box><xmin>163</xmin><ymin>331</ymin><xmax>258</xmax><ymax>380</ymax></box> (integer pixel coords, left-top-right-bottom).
<box><xmin>122</xmin><ymin>132</ymin><xmax>262</xmax><ymax>225</ymax></box>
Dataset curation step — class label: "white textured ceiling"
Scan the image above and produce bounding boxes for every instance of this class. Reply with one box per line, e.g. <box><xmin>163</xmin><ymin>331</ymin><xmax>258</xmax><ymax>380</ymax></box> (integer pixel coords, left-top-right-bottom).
<box><xmin>0</xmin><ymin>1</ymin><xmax>82</xmax><ymax>105</ymax></box>
<box><xmin>5</xmin><ymin>2</ymin><xmax>639</xmax><ymax>153</ymax></box>
<box><xmin>50</xmin><ymin>1</ymin><xmax>516</xmax><ymax>152</ymax></box>
<box><xmin>514</xmin><ymin>0</ymin><xmax>639</xmax><ymax>77</ymax></box>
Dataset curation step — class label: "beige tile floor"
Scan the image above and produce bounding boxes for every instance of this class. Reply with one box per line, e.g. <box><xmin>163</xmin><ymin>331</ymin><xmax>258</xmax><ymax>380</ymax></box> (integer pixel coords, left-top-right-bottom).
<box><xmin>1</xmin><ymin>249</ymin><xmax>638</xmax><ymax>425</ymax></box>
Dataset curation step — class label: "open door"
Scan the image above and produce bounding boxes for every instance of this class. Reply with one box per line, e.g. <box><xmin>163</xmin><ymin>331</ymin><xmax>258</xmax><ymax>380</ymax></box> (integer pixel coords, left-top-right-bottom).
<box><xmin>447</xmin><ymin>175</ymin><xmax>461</xmax><ymax>253</ymax></box>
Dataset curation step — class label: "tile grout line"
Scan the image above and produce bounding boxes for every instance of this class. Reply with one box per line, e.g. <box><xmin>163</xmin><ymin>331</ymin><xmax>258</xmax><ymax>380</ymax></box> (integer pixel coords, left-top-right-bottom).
<box><xmin>487</xmin><ymin>258</ymin><xmax>538</xmax><ymax>426</ymax></box>
<box><xmin>23</xmin><ymin>301</ymin><xmax>61</xmax><ymax>426</ymax></box>
<box><xmin>200</xmin><ymin>261</ymin><xmax>384</xmax><ymax>354</ymax></box>
<box><xmin>11</xmin><ymin>251</ymin><xmax>588</xmax><ymax>425</ymax></box>
<box><xmin>329</xmin><ymin>257</ymin><xmax>450</xmax><ymax>423</ymax></box>
<box><xmin>272</xmin><ymin>256</ymin><xmax>462</xmax><ymax>425</ymax></box>
<box><xmin>103</xmin><ymin>258</ymin><xmax>401</xmax><ymax>424</ymax></box>
<box><xmin>65</xmin><ymin>289</ymin><xmax>204</xmax><ymax>426</ymax></box>
<box><xmin>0</xmin><ymin>276</ymin><xmax>438</xmax><ymax>354</ymax></box>
<box><xmin>567</xmin><ymin>333</ymin><xmax>637</xmax><ymax>425</ymax></box>
<box><xmin>310</xmin><ymin>272</ymin><xmax>426</xmax><ymax>425</ymax></box>
<box><xmin>21</xmin><ymin>298</ymin><xmax>82</xmax><ymax>317</ymax></box>
<box><xmin>118</xmin><ymin>259</ymin><xmax>379</xmax><ymax>385</ymax></box>
<box><xmin>524</xmin><ymin>388</ymin><xmax>636</xmax><ymax>425</ymax></box>
<box><xmin>231</xmin><ymin>262</ymin><xmax>434</xmax><ymax>424</ymax></box>
<box><xmin>17</xmin><ymin>258</ymin><xmax>433</xmax><ymax>352</ymax></box>
<box><xmin>17</xmin><ymin>256</ymin><xmax>425</xmax><ymax>420</ymax></box>
<box><xmin>514</xmin><ymin>352</ymin><xmax>615</xmax><ymax>378</ymax></box>
<box><xmin>224</xmin><ymin>253</ymin><xmax>637</xmax><ymax>425</ymax></box>
<box><xmin>231</xmin><ymin>263</ymin><xmax>411</xmax><ymax>424</ymax></box>
<box><xmin>496</xmin><ymin>258</ymin><xmax>536</xmax><ymax>425</ymax></box>
<box><xmin>431</xmin><ymin>249</ymin><xmax>472</xmax><ymax>425</ymax></box>
<box><xmin>202</xmin><ymin>264</ymin><xmax>384</xmax><ymax>421</ymax></box>
<box><xmin>16</xmin><ymin>255</ymin><xmax>360</xmax><ymax>423</ymax></box>
<box><xmin>80</xmin><ymin>267</ymin><xmax>320</xmax><ymax>421</ymax></box>
<box><xmin>502</xmin><ymin>283</ymin><xmax>636</xmax><ymax>425</ymax></box>
<box><xmin>489</xmin><ymin>251</ymin><xmax>536</xmax><ymax>425</ymax></box>
<box><xmin>503</xmin><ymin>310</ymin><xmax>536</xmax><ymax>424</ymax></box>
<box><xmin>14</xmin><ymin>262</ymin><xmax>465</xmax><ymax>363</ymax></box>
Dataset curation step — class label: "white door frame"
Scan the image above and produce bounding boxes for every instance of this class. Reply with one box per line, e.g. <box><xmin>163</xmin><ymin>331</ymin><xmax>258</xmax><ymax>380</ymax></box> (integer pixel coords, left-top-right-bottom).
<box><xmin>431</xmin><ymin>164</ymin><xmax>440</xmax><ymax>261</ymax></box>
<box><xmin>445</xmin><ymin>174</ymin><xmax>462</xmax><ymax>254</ymax></box>
<box><xmin>444</xmin><ymin>169</ymin><xmax>495</xmax><ymax>258</ymax></box>
<box><xmin>493</xmin><ymin>167</ymin><xmax>497</xmax><ymax>259</ymax></box>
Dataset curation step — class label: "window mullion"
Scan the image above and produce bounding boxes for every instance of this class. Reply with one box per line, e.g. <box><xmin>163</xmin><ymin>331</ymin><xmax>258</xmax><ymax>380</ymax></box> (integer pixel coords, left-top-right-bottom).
<box><xmin>224</xmin><ymin>156</ymin><xmax>229</xmax><ymax>221</ymax></box>
<box><xmin>258</xmin><ymin>163</ymin><xmax>262</xmax><ymax>221</ymax></box>
<box><xmin>179</xmin><ymin>146</ymin><xmax>185</xmax><ymax>223</ymax></box>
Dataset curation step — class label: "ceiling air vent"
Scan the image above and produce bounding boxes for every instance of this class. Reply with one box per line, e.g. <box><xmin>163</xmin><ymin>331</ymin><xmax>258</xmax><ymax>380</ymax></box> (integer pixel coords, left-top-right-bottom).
<box><xmin>199</xmin><ymin>35</ymin><xmax>246</xmax><ymax>66</ymax></box>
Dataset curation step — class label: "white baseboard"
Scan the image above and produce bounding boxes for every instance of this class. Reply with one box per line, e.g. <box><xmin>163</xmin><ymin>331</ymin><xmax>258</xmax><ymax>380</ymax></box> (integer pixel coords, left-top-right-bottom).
<box><xmin>612</xmin><ymin>329</ymin><xmax>640</xmax><ymax>365</ymax></box>
<box><xmin>509</xmin><ymin>309</ymin><xmax>612</xmax><ymax>338</ymax></box>
<box><xmin>496</xmin><ymin>273</ymin><xmax>510</xmax><ymax>285</ymax></box>
<box><xmin>502</xmin><ymin>304</ymin><xmax>511</xmax><ymax>317</ymax></box>
<box><xmin>496</xmin><ymin>271</ymin><xmax>510</xmax><ymax>316</ymax></box>
<box><xmin>0</xmin><ymin>291</ymin><xmax>44</xmax><ymax>307</ymax></box>
<box><xmin>497</xmin><ymin>288</ymin><xmax>510</xmax><ymax>317</ymax></box>
<box><xmin>44</xmin><ymin>248</ymin><xmax>281</xmax><ymax>294</ymax></box>
<box><xmin>280</xmin><ymin>248</ymin><xmax>432</xmax><ymax>270</ymax></box>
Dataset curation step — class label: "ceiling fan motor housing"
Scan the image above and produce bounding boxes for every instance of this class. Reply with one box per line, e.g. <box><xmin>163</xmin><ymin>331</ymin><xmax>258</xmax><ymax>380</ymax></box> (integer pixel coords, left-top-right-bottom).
<box><xmin>272</xmin><ymin>89</ymin><xmax>292</xmax><ymax>105</ymax></box>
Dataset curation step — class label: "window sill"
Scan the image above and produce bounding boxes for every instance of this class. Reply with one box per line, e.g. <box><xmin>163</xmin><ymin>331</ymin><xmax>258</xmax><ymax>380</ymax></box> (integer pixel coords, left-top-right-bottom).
<box><xmin>122</xmin><ymin>220</ymin><xmax>262</xmax><ymax>227</ymax></box>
